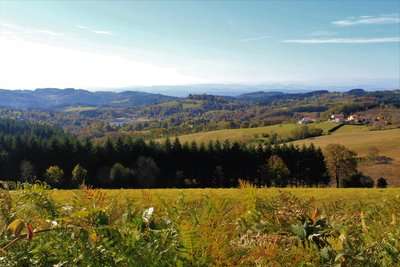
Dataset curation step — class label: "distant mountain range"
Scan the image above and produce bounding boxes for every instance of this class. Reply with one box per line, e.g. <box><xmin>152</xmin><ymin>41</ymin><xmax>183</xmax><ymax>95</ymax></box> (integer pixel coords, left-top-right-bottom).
<box><xmin>0</xmin><ymin>87</ymin><xmax>395</xmax><ymax>109</ymax></box>
<box><xmin>0</xmin><ymin>88</ymin><xmax>176</xmax><ymax>109</ymax></box>
<box><xmin>106</xmin><ymin>79</ymin><xmax>399</xmax><ymax>97</ymax></box>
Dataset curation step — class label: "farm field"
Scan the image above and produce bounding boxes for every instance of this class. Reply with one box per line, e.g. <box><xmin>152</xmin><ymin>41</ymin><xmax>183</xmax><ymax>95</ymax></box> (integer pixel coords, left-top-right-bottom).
<box><xmin>64</xmin><ymin>106</ymin><xmax>97</xmax><ymax>112</ymax></box>
<box><xmin>291</xmin><ymin>126</ymin><xmax>400</xmax><ymax>187</ymax></box>
<box><xmin>170</xmin><ymin>123</ymin><xmax>400</xmax><ymax>187</ymax></box>
<box><xmin>175</xmin><ymin>122</ymin><xmax>334</xmax><ymax>144</ymax></box>
<box><xmin>2</xmin><ymin>186</ymin><xmax>399</xmax><ymax>266</ymax></box>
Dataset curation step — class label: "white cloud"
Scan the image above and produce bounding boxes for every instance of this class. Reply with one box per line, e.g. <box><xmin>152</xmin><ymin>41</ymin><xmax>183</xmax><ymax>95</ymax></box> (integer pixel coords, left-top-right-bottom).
<box><xmin>282</xmin><ymin>37</ymin><xmax>400</xmax><ymax>44</ymax></box>
<box><xmin>332</xmin><ymin>14</ymin><xmax>400</xmax><ymax>26</ymax></box>
<box><xmin>240</xmin><ymin>36</ymin><xmax>271</xmax><ymax>42</ymax></box>
<box><xmin>92</xmin><ymin>30</ymin><xmax>113</xmax><ymax>35</ymax></box>
<box><xmin>0</xmin><ymin>38</ymin><xmax>207</xmax><ymax>88</ymax></box>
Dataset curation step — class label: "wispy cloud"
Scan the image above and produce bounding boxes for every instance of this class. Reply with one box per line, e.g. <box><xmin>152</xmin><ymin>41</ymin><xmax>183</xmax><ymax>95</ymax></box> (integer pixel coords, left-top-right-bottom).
<box><xmin>331</xmin><ymin>14</ymin><xmax>400</xmax><ymax>26</ymax></box>
<box><xmin>32</xmin><ymin>29</ymin><xmax>62</xmax><ymax>37</ymax></box>
<box><xmin>308</xmin><ymin>30</ymin><xmax>337</xmax><ymax>37</ymax></box>
<box><xmin>282</xmin><ymin>37</ymin><xmax>400</xmax><ymax>44</ymax></box>
<box><xmin>76</xmin><ymin>25</ymin><xmax>113</xmax><ymax>35</ymax></box>
<box><xmin>92</xmin><ymin>30</ymin><xmax>113</xmax><ymax>35</ymax></box>
<box><xmin>77</xmin><ymin>25</ymin><xmax>90</xmax><ymax>30</ymax></box>
<box><xmin>240</xmin><ymin>36</ymin><xmax>271</xmax><ymax>42</ymax></box>
<box><xmin>1</xmin><ymin>23</ymin><xmax>64</xmax><ymax>39</ymax></box>
<box><xmin>0</xmin><ymin>23</ymin><xmax>20</xmax><ymax>29</ymax></box>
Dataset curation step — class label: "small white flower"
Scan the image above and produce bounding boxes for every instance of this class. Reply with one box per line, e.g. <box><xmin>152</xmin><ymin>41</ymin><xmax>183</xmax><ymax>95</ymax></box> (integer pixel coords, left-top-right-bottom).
<box><xmin>142</xmin><ymin>207</ymin><xmax>154</xmax><ymax>223</ymax></box>
<box><xmin>62</xmin><ymin>205</ymin><xmax>73</xmax><ymax>212</ymax></box>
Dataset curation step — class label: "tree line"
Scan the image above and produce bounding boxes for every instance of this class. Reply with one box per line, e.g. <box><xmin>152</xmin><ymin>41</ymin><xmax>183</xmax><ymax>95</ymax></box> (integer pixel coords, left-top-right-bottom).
<box><xmin>0</xmin><ymin>119</ymin><xmax>380</xmax><ymax>188</ymax></box>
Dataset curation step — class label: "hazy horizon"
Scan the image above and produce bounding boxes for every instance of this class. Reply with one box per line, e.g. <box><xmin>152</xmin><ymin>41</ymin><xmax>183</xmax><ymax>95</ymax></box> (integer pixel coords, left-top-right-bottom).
<box><xmin>0</xmin><ymin>1</ymin><xmax>399</xmax><ymax>89</ymax></box>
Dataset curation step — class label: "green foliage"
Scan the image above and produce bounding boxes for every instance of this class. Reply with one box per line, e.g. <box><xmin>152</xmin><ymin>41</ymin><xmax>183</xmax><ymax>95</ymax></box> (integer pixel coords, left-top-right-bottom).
<box><xmin>342</xmin><ymin>172</ymin><xmax>374</xmax><ymax>188</ymax></box>
<box><xmin>324</xmin><ymin>144</ymin><xmax>358</xmax><ymax>188</ymax></box>
<box><xmin>267</xmin><ymin>155</ymin><xmax>290</xmax><ymax>187</ymax></box>
<box><xmin>109</xmin><ymin>163</ymin><xmax>134</xmax><ymax>187</ymax></box>
<box><xmin>290</xmin><ymin>125</ymin><xmax>323</xmax><ymax>140</ymax></box>
<box><xmin>44</xmin><ymin>166</ymin><xmax>64</xmax><ymax>186</ymax></box>
<box><xmin>72</xmin><ymin>164</ymin><xmax>88</xmax><ymax>184</ymax></box>
<box><xmin>0</xmin><ymin>187</ymin><xmax>399</xmax><ymax>266</ymax></box>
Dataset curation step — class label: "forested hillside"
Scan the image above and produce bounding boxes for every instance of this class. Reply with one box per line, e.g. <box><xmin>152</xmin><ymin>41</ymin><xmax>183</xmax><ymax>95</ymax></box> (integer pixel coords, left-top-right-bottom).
<box><xmin>1</xmin><ymin>89</ymin><xmax>399</xmax><ymax>140</ymax></box>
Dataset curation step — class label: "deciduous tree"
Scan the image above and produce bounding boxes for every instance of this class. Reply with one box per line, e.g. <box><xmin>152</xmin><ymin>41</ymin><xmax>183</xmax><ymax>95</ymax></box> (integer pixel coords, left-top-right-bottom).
<box><xmin>324</xmin><ymin>144</ymin><xmax>357</xmax><ymax>188</ymax></box>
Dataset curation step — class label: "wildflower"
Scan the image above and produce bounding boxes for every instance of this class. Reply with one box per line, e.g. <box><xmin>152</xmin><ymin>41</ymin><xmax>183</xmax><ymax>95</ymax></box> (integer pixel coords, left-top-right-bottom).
<box><xmin>311</xmin><ymin>208</ymin><xmax>319</xmax><ymax>223</ymax></box>
<box><xmin>142</xmin><ymin>207</ymin><xmax>154</xmax><ymax>223</ymax></box>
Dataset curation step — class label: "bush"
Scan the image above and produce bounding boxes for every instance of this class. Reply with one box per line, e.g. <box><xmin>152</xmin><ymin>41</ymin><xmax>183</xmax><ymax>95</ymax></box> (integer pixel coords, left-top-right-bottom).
<box><xmin>377</xmin><ymin>177</ymin><xmax>388</xmax><ymax>188</ymax></box>
<box><xmin>44</xmin><ymin>166</ymin><xmax>64</xmax><ymax>186</ymax></box>
<box><xmin>342</xmin><ymin>172</ymin><xmax>374</xmax><ymax>188</ymax></box>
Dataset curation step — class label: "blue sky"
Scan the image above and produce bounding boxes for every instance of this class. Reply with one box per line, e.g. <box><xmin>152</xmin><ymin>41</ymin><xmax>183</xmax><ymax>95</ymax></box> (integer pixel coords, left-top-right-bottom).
<box><xmin>0</xmin><ymin>1</ymin><xmax>399</xmax><ymax>89</ymax></box>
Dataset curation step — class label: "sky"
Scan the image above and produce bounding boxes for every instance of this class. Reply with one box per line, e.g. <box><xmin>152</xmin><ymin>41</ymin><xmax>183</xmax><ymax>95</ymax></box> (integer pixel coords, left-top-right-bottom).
<box><xmin>0</xmin><ymin>0</ymin><xmax>399</xmax><ymax>90</ymax></box>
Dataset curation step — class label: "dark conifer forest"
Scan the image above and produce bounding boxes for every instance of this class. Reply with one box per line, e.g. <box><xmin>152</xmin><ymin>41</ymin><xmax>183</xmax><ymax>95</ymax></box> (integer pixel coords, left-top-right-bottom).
<box><xmin>0</xmin><ymin>119</ymin><xmax>329</xmax><ymax>188</ymax></box>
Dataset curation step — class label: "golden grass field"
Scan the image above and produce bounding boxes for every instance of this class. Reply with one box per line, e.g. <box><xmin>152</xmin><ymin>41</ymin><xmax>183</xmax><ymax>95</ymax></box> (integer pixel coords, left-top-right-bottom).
<box><xmin>49</xmin><ymin>188</ymin><xmax>400</xmax><ymax>208</ymax></box>
<box><xmin>171</xmin><ymin>123</ymin><xmax>400</xmax><ymax>187</ymax></box>
<box><xmin>292</xmin><ymin>126</ymin><xmax>400</xmax><ymax>187</ymax></box>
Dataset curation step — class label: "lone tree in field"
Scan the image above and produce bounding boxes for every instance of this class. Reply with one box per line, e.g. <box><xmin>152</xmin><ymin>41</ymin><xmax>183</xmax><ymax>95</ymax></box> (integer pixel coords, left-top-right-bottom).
<box><xmin>324</xmin><ymin>144</ymin><xmax>357</xmax><ymax>188</ymax></box>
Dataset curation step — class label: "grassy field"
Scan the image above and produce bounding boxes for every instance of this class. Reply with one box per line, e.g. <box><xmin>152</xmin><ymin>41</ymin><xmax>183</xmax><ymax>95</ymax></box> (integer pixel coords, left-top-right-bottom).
<box><xmin>64</xmin><ymin>106</ymin><xmax>97</xmax><ymax>112</ymax></box>
<box><xmin>292</xmin><ymin>125</ymin><xmax>400</xmax><ymax>187</ymax></box>
<box><xmin>49</xmin><ymin>187</ymin><xmax>400</xmax><ymax>208</ymax></box>
<box><xmin>170</xmin><ymin>123</ymin><xmax>400</xmax><ymax>187</ymax></box>
<box><xmin>175</xmin><ymin>122</ymin><xmax>334</xmax><ymax>144</ymax></box>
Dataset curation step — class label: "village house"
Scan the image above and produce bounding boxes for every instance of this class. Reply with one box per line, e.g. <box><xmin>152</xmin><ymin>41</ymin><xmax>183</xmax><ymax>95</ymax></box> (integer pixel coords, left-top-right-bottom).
<box><xmin>347</xmin><ymin>114</ymin><xmax>369</xmax><ymax>123</ymax></box>
<box><xmin>330</xmin><ymin>114</ymin><xmax>345</xmax><ymax>123</ymax></box>
<box><xmin>297</xmin><ymin>118</ymin><xmax>316</xmax><ymax>124</ymax></box>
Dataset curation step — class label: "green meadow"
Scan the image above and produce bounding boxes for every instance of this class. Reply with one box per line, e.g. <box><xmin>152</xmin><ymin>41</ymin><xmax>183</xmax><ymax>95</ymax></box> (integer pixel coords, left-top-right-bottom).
<box><xmin>176</xmin><ymin>122</ymin><xmax>334</xmax><ymax>144</ymax></box>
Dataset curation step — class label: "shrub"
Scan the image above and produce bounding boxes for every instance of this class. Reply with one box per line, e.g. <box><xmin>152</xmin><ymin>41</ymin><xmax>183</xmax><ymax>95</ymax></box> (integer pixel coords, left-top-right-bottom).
<box><xmin>377</xmin><ymin>177</ymin><xmax>388</xmax><ymax>188</ymax></box>
<box><xmin>342</xmin><ymin>172</ymin><xmax>374</xmax><ymax>188</ymax></box>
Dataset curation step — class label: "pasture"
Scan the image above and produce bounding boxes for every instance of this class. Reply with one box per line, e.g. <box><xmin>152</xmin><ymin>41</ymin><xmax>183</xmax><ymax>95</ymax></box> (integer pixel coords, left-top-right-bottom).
<box><xmin>173</xmin><ymin>123</ymin><xmax>400</xmax><ymax>187</ymax></box>
<box><xmin>292</xmin><ymin>126</ymin><xmax>400</xmax><ymax>187</ymax></box>
<box><xmin>64</xmin><ymin>106</ymin><xmax>97</xmax><ymax>112</ymax></box>
<box><xmin>176</xmin><ymin>122</ymin><xmax>334</xmax><ymax>144</ymax></box>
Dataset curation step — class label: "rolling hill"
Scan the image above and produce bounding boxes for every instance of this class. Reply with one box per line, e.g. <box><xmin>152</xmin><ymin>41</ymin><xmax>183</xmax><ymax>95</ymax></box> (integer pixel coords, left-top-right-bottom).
<box><xmin>169</xmin><ymin>122</ymin><xmax>335</xmax><ymax>144</ymax></box>
<box><xmin>0</xmin><ymin>88</ymin><xmax>176</xmax><ymax>109</ymax></box>
<box><xmin>291</xmin><ymin>125</ymin><xmax>400</xmax><ymax>187</ymax></box>
<box><xmin>166</xmin><ymin>123</ymin><xmax>400</xmax><ymax>187</ymax></box>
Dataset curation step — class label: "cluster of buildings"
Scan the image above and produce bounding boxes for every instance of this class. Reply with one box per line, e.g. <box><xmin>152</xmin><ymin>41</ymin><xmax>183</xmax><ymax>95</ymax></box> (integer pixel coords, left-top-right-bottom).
<box><xmin>329</xmin><ymin>114</ymin><xmax>384</xmax><ymax>124</ymax></box>
<box><xmin>297</xmin><ymin>114</ymin><xmax>387</xmax><ymax>125</ymax></box>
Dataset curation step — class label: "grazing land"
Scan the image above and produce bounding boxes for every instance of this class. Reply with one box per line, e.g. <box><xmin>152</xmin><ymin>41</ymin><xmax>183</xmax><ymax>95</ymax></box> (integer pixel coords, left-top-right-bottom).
<box><xmin>292</xmin><ymin>126</ymin><xmax>400</xmax><ymax>187</ymax></box>
<box><xmin>64</xmin><ymin>106</ymin><xmax>97</xmax><ymax>112</ymax></box>
<box><xmin>174</xmin><ymin>122</ymin><xmax>335</xmax><ymax>144</ymax></box>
